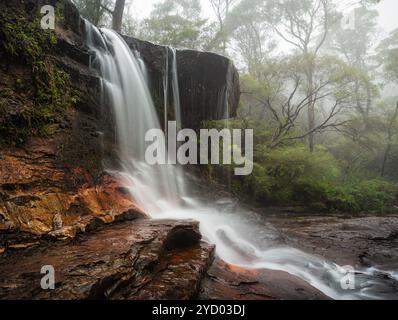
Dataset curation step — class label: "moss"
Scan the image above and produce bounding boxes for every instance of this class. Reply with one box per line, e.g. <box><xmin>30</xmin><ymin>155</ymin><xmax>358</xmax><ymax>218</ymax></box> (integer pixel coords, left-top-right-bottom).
<box><xmin>0</xmin><ymin>6</ymin><xmax>79</xmax><ymax>146</ymax></box>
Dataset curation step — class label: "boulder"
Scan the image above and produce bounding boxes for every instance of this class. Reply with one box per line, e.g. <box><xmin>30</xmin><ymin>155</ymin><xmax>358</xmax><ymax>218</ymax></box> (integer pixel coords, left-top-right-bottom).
<box><xmin>0</xmin><ymin>220</ymin><xmax>214</xmax><ymax>300</ymax></box>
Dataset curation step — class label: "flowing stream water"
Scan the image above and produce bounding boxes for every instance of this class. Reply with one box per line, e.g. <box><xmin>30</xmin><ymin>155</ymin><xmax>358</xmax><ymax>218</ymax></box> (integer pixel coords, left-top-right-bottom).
<box><xmin>84</xmin><ymin>22</ymin><xmax>398</xmax><ymax>300</ymax></box>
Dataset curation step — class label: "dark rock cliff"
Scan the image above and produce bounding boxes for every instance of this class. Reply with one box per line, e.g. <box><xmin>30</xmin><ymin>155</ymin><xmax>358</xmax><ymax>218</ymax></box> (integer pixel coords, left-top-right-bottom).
<box><xmin>123</xmin><ymin>37</ymin><xmax>240</xmax><ymax>130</ymax></box>
<box><xmin>0</xmin><ymin>0</ymin><xmax>240</xmax><ymax>239</ymax></box>
<box><xmin>58</xmin><ymin>0</ymin><xmax>241</xmax><ymax>131</ymax></box>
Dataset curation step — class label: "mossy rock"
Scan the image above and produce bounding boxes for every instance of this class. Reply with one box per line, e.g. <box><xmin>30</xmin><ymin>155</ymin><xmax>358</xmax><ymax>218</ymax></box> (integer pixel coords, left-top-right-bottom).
<box><xmin>0</xmin><ymin>5</ymin><xmax>79</xmax><ymax>146</ymax></box>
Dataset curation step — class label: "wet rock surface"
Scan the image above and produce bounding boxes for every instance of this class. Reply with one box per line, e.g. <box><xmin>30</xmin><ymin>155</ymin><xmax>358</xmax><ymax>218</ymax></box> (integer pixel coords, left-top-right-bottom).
<box><xmin>124</xmin><ymin>37</ymin><xmax>240</xmax><ymax>130</ymax></box>
<box><xmin>0</xmin><ymin>219</ymin><xmax>214</xmax><ymax>300</ymax></box>
<box><xmin>0</xmin><ymin>142</ymin><xmax>147</xmax><ymax>244</ymax></box>
<box><xmin>264</xmin><ymin>210</ymin><xmax>398</xmax><ymax>270</ymax></box>
<box><xmin>200</xmin><ymin>258</ymin><xmax>328</xmax><ymax>300</ymax></box>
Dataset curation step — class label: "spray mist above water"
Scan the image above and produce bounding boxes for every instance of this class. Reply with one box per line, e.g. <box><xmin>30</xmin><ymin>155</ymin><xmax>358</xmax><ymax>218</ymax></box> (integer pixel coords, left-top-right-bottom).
<box><xmin>84</xmin><ymin>21</ymin><xmax>398</xmax><ymax>300</ymax></box>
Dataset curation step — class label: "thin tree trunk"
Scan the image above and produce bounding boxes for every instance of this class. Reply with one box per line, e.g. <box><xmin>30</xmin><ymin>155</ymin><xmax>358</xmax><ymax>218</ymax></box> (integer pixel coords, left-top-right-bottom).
<box><xmin>307</xmin><ymin>66</ymin><xmax>316</xmax><ymax>152</ymax></box>
<box><xmin>381</xmin><ymin>144</ymin><xmax>391</xmax><ymax>178</ymax></box>
<box><xmin>381</xmin><ymin>101</ymin><xmax>398</xmax><ymax>177</ymax></box>
<box><xmin>112</xmin><ymin>0</ymin><xmax>126</xmax><ymax>32</ymax></box>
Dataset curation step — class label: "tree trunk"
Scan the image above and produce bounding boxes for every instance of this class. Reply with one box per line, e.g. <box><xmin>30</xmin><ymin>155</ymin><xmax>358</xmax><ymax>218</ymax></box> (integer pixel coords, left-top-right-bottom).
<box><xmin>307</xmin><ymin>66</ymin><xmax>315</xmax><ymax>153</ymax></box>
<box><xmin>381</xmin><ymin>101</ymin><xmax>398</xmax><ymax>177</ymax></box>
<box><xmin>112</xmin><ymin>0</ymin><xmax>126</xmax><ymax>32</ymax></box>
<box><xmin>381</xmin><ymin>144</ymin><xmax>391</xmax><ymax>178</ymax></box>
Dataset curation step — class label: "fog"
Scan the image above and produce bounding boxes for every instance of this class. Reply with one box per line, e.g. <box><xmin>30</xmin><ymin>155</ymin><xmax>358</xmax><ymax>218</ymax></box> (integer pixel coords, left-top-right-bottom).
<box><xmin>131</xmin><ymin>0</ymin><xmax>398</xmax><ymax>33</ymax></box>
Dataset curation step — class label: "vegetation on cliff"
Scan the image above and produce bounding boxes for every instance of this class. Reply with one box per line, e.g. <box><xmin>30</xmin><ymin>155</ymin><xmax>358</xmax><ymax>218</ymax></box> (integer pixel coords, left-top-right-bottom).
<box><xmin>0</xmin><ymin>6</ymin><xmax>79</xmax><ymax>146</ymax></box>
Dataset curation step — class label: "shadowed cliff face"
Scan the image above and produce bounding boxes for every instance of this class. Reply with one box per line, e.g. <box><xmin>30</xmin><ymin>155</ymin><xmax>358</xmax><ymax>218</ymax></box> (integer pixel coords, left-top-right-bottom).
<box><xmin>59</xmin><ymin>0</ymin><xmax>240</xmax><ymax>132</ymax></box>
<box><xmin>123</xmin><ymin>37</ymin><xmax>240</xmax><ymax>130</ymax></box>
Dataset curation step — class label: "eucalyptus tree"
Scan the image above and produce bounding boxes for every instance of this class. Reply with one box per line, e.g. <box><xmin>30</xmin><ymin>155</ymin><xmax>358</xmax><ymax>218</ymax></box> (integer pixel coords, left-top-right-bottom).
<box><xmin>207</xmin><ymin>0</ymin><xmax>239</xmax><ymax>54</ymax></box>
<box><xmin>264</xmin><ymin>0</ymin><xmax>333</xmax><ymax>152</ymax></box>
<box><xmin>326</xmin><ymin>5</ymin><xmax>380</xmax><ymax>121</ymax></box>
<box><xmin>378</xmin><ymin>28</ymin><xmax>398</xmax><ymax>83</ymax></box>
<box><xmin>240</xmin><ymin>54</ymin><xmax>358</xmax><ymax>148</ymax></box>
<box><xmin>140</xmin><ymin>0</ymin><xmax>207</xmax><ymax>49</ymax></box>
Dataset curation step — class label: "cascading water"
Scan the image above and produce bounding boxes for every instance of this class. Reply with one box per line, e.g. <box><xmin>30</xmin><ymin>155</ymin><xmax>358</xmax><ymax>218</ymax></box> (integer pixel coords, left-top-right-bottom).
<box><xmin>84</xmin><ymin>22</ymin><xmax>398</xmax><ymax>300</ymax></box>
<box><xmin>85</xmin><ymin>22</ymin><xmax>184</xmax><ymax>213</ymax></box>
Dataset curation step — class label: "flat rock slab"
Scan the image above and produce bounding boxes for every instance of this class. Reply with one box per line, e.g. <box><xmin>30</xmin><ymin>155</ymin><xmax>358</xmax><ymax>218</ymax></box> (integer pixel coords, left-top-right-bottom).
<box><xmin>265</xmin><ymin>213</ymin><xmax>398</xmax><ymax>269</ymax></box>
<box><xmin>0</xmin><ymin>219</ymin><xmax>214</xmax><ymax>300</ymax></box>
<box><xmin>200</xmin><ymin>258</ymin><xmax>328</xmax><ymax>300</ymax></box>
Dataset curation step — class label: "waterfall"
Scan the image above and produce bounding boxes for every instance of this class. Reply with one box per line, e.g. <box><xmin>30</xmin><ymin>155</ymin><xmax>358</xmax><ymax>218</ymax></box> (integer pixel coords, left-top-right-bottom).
<box><xmin>163</xmin><ymin>48</ymin><xmax>169</xmax><ymax>138</ymax></box>
<box><xmin>85</xmin><ymin>22</ymin><xmax>182</xmax><ymax>213</ymax></box>
<box><xmin>170</xmin><ymin>47</ymin><xmax>182</xmax><ymax>130</ymax></box>
<box><xmin>84</xmin><ymin>21</ymin><xmax>397</xmax><ymax>300</ymax></box>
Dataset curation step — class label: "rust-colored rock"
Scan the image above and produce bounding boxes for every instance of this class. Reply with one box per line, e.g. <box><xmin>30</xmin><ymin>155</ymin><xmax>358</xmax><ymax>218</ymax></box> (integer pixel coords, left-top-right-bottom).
<box><xmin>0</xmin><ymin>147</ymin><xmax>146</xmax><ymax>231</ymax></box>
<box><xmin>0</xmin><ymin>134</ymin><xmax>147</xmax><ymax>246</ymax></box>
<box><xmin>123</xmin><ymin>243</ymin><xmax>215</xmax><ymax>300</ymax></box>
<box><xmin>0</xmin><ymin>219</ymin><xmax>214</xmax><ymax>300</ymax></box>
<box><xmin>200</xmin><ymin>258</ymin><xmax>328</xmax><ymax>300</ymax></box>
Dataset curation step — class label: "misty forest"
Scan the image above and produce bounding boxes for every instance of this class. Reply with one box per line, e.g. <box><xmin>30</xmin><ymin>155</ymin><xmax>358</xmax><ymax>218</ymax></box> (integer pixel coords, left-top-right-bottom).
<box><xmin>74</xmin><ymin>0</ymin><xmax>398</xmax><ymax>214</ymax></box>
<box><xmin>0</xmin><ymin>0</ymin><xmax>398</xmax><ymax>300</ymax></box>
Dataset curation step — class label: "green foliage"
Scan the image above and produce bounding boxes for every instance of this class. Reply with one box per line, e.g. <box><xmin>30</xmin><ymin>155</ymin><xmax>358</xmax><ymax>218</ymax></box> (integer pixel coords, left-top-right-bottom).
<box><xmin>139</xmin><ymin>0</ymin><xmax>207</xmax><ymax>49</ymax></box>
<box><xmin>377</xmin><ymin>28</ymin><xmax>398</xmax><ymax>83</ymax></box>
<box><xmin>72</xmin><ymin>0</ymin><xmax>112</xmax><ymax>26</ymax></box>
<box><xmin>213</xmin><ymin>144</ymin><xmax>398</xmax><ymax>213</ymax></box>
<box><xmin>241</xmin><ymin>146</ymin><xmax>339</xmax><ymax>203</ymax></box>
<box><xmin>350</xmin><ymin>179</ymin><xmax>398</xmax><ymax>213</ymax></box>
<box><xmin>321</xmin><ymin>179</ymin><xmax>398</xmax><ymax>213</ymax></box>
<box><xmin>0</xmin><ymin>8</ymin><xmax>79</xmax><ymax>146</ymax></box>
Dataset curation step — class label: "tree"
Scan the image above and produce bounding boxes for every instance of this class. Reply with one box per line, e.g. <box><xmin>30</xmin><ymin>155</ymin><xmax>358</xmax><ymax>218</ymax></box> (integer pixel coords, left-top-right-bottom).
<box><xmin>380</xmin><ymin>101</ymin><xmax>398</xmax><ymax>177</ymax></box>
<box><xmin>100</xmin><ymin>0</ymin><xmax>127</xmax><ymax>32</ymax></box>
<box><xmin>266</xmin><ymin>0</ymin><xmax>332</xmax><ymax>152</ymax></box>
<box><xmin>378</xmin><ymin>28</ymin><xmax>398</xmax><ymax>83</ymax></box>
<box><xmin>112</xmin><ymin>0</ymin><xmax>126</xmax><ymax>32</ymax></box>
<box><xmin>234</xmin><ymin>22</ymin><xmax>275</xmax><ymax>76</ymax></box>
<box><xmin>230</xmin><ymin>0</ymin><xmax>276</xmax><ymax>75</ymax></box>
<box><xmin>72</xmin><ymin>0</ymin><xmax>127</xmax><ymax>32</ymax></box>
<box><xmin>326</xmin><ymin>5</ymin><xmax>380</xmax><ymax>121</ymax></box>
<box><xmin>205</xmin><ymin>0</ymin><xmax>269</xmax><ymax>54</ymax></box>
<box><xmin>121</xmin><ymin>3</ymin><xmax>139</xmax><ymax>37</ymax></box>
<box><xmin>140</xmin><ymin>0</ymin><xmax>206</xmax><ymax>49</ymax></box>
<box><xmin>207</xmin><ymin>0</ymin><xmax>239</xmax><ymax>54</ymax></box>
<box><xmin>240</xmin><ymin>55</ymin><xmax>356</xmax><ymax>148</ymax></box>
<box><xmin>72</xmin><ymin>0</ymin><xmax>112</xmax><ymax>26</ymax></box>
